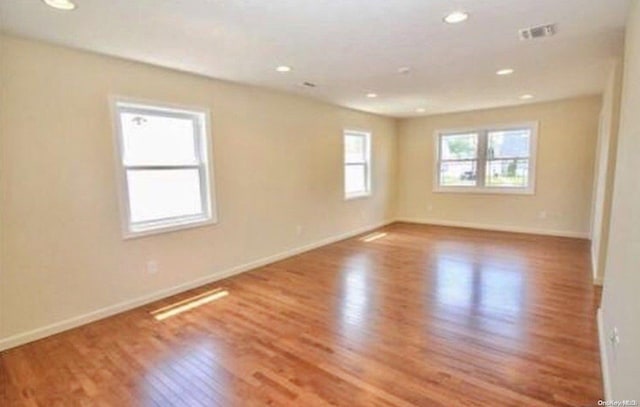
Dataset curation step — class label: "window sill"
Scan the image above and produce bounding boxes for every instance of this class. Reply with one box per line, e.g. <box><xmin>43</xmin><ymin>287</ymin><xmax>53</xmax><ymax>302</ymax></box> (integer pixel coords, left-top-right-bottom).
<box><xmin>345</xmin><ymin>192</ymin><xmax>372</xmax><ymax>201</ymax></box>
<box><xmin>123</xmin><ymin>216</ymin><xmax>217</xmax><ymax>240</ymax></box>
<box><xmin>433</xmin><ymin>187</ymin><xmax>535</xmax><ymax>195</ymax></box>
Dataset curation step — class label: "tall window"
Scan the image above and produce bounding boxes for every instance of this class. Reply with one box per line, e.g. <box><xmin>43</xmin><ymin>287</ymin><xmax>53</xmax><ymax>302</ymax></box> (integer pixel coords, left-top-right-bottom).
<box><xmin>435</xmin><ymin>123</ymin><xmax>537</xmax><ymax>194</ymax></box>
<box><xmin>344</xmin><ymin>130</ymin><xmax>372</xmax><ymax>199</ymax></box>
<box><xmin>113</xmin><ymin>99</ymin><xmax>216</xmax><ymax>238</ymax></box>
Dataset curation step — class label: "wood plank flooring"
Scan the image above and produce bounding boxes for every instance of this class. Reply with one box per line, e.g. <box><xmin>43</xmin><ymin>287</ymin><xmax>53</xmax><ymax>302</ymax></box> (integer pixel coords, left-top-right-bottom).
<box><xmin>0</xmin><ymin>223</ymin><xmax>603</xmax><ymax>406</ymax></box>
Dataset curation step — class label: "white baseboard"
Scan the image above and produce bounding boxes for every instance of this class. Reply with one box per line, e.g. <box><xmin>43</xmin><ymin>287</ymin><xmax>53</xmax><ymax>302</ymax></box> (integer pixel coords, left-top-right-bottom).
<box><xmin>395</xmin><ymin>217</ymin><xmax>590</xmax><ymax>239</ymax></box>
<box><xmin>591</xmin><ymin>243</ymin><xmax>605</xmax><ymax>286</ymax></box>
<box><xmin>0</xmin><ymin>220</ymin><xmax>393</xmax><ymax>352</ymax></box>
<box><xmin>597</xmin><ymin>308</ymin><xmax>612</xmax><ymax>400</ymax></box>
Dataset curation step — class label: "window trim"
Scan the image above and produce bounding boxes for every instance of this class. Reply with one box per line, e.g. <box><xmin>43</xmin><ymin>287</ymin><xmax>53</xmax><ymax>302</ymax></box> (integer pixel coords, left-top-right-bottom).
<box><xmin>343</xmin><ymin>129</ymin><xmax>372</xmax><ymax>200</ymax></box>
<box><xmin>110</xmin><ymin>96</ymin><xmax>218</xmax><ymax>239</ymax></box>
<box><xmin>433</xmin><ymin>122</ymin><xmax>538</xmax><ymax>195</ymax></box>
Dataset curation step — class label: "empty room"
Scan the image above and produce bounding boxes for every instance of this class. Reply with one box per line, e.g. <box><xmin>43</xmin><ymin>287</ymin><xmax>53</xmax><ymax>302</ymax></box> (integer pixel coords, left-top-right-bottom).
<box><xmin>1</xmin><ymin>0</ymin><xmax>639</xmax><ymax>405</ymax></box>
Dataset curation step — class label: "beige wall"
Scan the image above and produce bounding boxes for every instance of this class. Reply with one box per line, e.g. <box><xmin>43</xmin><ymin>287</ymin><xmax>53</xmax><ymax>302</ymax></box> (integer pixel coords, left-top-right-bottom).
<box><xmin>590</xmin><ymin>61</ymin><xmax>623</xmax><ymax>284</ymax></box>
<box><xmin>0</xmin><ymin>35</ymin><xmax>397</xmax><ymax>345</ymax></box>
<box><xmin>0</xmin><ymin>34</ymin><xmax>608</xmax><ymax>353</ymax></box>
<box><xmin>601</xmin><ymin>0</ymin><xmax>640</xmax><ymax>400</ymax></box>
<box><xmin>396</xmin><ymin>96</ymin><xmax>601</xmax><ymax>237</ymax></box>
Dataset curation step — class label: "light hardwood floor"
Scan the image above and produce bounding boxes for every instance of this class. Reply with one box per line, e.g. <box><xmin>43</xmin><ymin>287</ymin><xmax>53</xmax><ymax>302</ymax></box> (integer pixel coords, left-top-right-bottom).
<box><xmin>0</xmin><ymin>222</ymin><xmax>603</xmax><ymax>406</ymax></box>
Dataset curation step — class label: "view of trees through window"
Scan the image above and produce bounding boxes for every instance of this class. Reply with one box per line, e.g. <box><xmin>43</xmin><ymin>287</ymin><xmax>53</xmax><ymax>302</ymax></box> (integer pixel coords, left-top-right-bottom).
<box><xmin>439</xmin><ymin>133</ymin><xmax>478</xmax><ymax>186</ymax></box>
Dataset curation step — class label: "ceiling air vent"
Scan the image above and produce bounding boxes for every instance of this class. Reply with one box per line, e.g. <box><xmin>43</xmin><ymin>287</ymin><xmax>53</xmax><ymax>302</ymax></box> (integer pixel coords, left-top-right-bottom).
<box><xmin>519</xmin><ymin>24</ymin><xmax>556</xmax><ymax>40</ymax></box>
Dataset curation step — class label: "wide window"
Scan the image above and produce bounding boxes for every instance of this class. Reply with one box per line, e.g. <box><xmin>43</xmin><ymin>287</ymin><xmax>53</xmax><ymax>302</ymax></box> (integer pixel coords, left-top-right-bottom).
<box><xmin>435</xmin><ymin>123</ymin><xmax>537</xmax><ymax>194</ymax></box>
<box><xmin>344</xmin><ymin>130</ymin><xmax>372</xmax><ymax>199</ymax></box>
<box><xmin>113</xmin><ymin>99</ymin><xmax>216</xmax><ymax>238</ymax></box>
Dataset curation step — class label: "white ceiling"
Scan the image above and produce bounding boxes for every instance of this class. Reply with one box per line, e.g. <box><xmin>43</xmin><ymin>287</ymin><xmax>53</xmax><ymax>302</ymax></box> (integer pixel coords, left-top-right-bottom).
<box><xmin>0</xmin><ymin>0</ymin><xmax>631</xmax><ymax>117</ymax></box>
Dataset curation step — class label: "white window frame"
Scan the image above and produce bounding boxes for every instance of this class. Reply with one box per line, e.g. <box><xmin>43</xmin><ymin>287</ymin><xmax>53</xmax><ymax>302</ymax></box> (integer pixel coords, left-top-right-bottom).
<box><xmin>111</xmin><ymin>97</ymin><xmax>218</xmax><ymax>239</ymax></box>
<box><xmin>343</xmin><ymin>129</ymin><xmax>372</xmax><ymax>200</ymax></box>
<box><xmin>433</xmin><ymin>122</ymin><xmax>538</xmax><ymax>195</ymax></box>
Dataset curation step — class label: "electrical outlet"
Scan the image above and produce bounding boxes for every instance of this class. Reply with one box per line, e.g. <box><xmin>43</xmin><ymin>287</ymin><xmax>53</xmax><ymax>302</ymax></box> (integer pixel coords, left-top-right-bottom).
<box><xmin>538</xmin><ymin>210</ymin><xmax>547</xmax><ymax>220</ymax></box>
<box><xmin>427</xmin><ymin>204</ymin><xmax>433</xmax><ymax>212</ymax></box>
<box><xmin>296</xmin><ymin>225</ymin><xmax>303</xmax><ymax>236</ymax></box>
<box><xmin>146</xmin><ymin>260</ymin><xmax>159</xmax><ymax>274</ymax></box>
<box><xmin>610</xmin><ymin>327</ymin><xmax>620</xmax><ymax>347</ymax></box>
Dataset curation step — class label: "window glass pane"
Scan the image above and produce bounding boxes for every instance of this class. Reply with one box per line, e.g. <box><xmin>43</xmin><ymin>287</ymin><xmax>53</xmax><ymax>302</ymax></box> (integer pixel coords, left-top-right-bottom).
<box><xmin>487</xmin><ymin>129</ymin><xmax>530</xmax><ymax>159</ymax></box>
<box><xmin>120</xmin><ymin>112</ymin><xmax>198</xmax><ymax>165</ymax></box>
<box><xmin>440</xmin><ymin>133</ymin><xmax>478</xmax><ymax>160</ymax></box>
<box><xmin>485</xmin><ymin>159</ymin><xmax>529</xmax><ymax>187</ymax></box>
<box><xmin>439</xmin><ymin>161</ymin><xmax>477</xmax><ymax>186</ymax></box>
<box><xmin>127</xmin><ymin>169</ymin><xmax>203</xmax><ymax>223</ymax></box>
<box><xmin>345</xmin><ymin>134</ymin><xmax>366</xmax><ymax>163</ymax></box>
<box><xmin>345</xmin><ymin>164</ymin><xmax>367</xmax><ymax>195</ymax></box>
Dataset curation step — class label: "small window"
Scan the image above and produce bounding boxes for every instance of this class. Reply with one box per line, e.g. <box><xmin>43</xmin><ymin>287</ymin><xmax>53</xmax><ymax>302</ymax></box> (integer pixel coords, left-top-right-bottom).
<box><xmin>435</xmin><ymin>123</ymin><xmax>537</xmax><ymax>194</ymax></box>
<box><xmin>113</xmin><ymin>99</ymin><xmax>216</xmax><ymax>238</ymax></box>
<box><xmin>344</xmin><ymin>130</ymin><xmax>372</xmax><ymax>199</ymax></box>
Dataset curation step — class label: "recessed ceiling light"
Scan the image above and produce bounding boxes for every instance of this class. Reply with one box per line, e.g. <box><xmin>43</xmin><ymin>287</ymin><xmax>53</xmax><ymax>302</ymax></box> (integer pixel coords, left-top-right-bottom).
<box><xmin>520</xmin><ymin>94</ymin><xmax>534</xmax><ymax>100</ymax></box>
<box><xmin>496</xmin><ymin>68</ymin><xmax>514</xmax><ymax>76</ymax></box>
<box><xmin>42</xmin><ymin>0</ymin><xmax>76</xmax><ymax>10</ymax></box>
<box><xmin>276</xmin><ymin>65</ymin><xmax>292</xmax><ymax>73</ymax></box>
<box><xmin>444</xmin><ymin>11</ymin><xmax>469</xmax><ymax>24</ymax></box>
<box><xmin>398</xmin><ymin>67</ymin><xmax>411</xmax><ymax>75</ymax></box>
<box><xmin>366</xmin><ymin>93</ymin><xmax>378</xmax><ymax>98</ymax></box>
<box><xmin>416</xmin><ymin>108</ymin><xmax>426</xmax><ymax>113</ymax></box>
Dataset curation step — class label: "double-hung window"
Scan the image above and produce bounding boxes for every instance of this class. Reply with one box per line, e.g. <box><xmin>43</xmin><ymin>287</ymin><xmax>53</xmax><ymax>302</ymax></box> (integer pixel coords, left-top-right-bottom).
<box><xmin>344</xmin><ymin>130</ymin><xmax>372</xmax><ymax>199</ymax></box>
<box><xmin>435</xmin><ymin>123</ymin><xmax>537</xmax><ymax>194</ymax></box>
<box><xmin>113</xmin><ymin>99</ymin><xmax>216</xmax><ymax>238</ymax></box>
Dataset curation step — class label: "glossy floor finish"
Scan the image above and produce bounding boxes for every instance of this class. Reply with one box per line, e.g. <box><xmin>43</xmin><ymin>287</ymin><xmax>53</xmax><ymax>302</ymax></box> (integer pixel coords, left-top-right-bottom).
<box><xmin>0</xmin><ymin>223</ymin><xmax>602</xmax><ymax>406</ymax></box>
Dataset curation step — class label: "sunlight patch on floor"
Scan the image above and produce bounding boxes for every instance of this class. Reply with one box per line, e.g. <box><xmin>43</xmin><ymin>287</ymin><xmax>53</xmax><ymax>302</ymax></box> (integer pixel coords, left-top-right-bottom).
<box><xmin>360</xmin><ymin>232</ymin><xmax>388</xmax><ymax>242</ymax></box>
<box><xmin>151</xmin><ymin>288</ymin><xmax>229</xmax><ymax>321</ymax></box>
